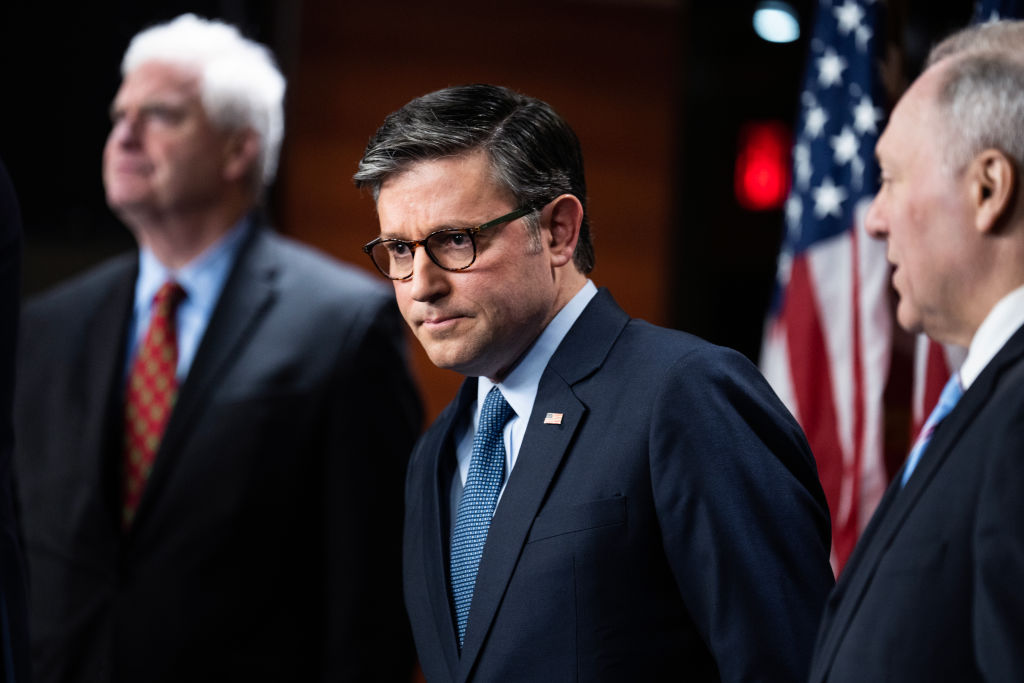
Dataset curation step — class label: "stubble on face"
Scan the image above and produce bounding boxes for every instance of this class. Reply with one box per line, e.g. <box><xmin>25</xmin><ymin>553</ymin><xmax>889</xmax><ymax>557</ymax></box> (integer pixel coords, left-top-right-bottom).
<box><xmin>377</xmin><ymin>153</ymin><xmax>559</xmax><ymax>381</ymax></box>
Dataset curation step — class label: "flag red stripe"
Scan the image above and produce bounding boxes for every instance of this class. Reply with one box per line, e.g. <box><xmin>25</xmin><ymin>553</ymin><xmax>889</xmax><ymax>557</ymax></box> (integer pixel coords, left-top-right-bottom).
<box><xmin>846</xmin><ymin>227</ymin><xmax>866</xmax><ymax>568</ymax></box>
<box><xmin>781</xmin><ymin>255</ymin><xmax>850</xmax><ymax>566</ymax></box>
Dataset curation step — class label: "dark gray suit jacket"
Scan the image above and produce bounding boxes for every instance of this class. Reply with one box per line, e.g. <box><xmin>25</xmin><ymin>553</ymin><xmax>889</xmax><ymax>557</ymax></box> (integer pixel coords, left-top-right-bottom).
<box><xmin>404</xmin><ymin>289</ymin><xmax>834</xmax><ymax>682</ymax></box>
<box><xmin>14</xmin><ymin>223</ymin><xmax>421</xmax><ymax>683</ymax></box>
<box><xmin>1</xmin><ymin>159</ymin><xmax>31</xmax><ymax>683</ymax></box>
<box><xmin>810</xmin><ymin>323</ymin><xmax>1024</xmax><ymax>682</ymax></box>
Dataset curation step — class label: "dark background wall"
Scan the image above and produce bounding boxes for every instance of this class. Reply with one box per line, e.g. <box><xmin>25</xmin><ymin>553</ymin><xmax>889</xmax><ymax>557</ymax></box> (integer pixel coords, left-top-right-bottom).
<box><xmin>0</xmin><ymin>0</ymin><xmax>973</xmax><ymax>420</ymax></box>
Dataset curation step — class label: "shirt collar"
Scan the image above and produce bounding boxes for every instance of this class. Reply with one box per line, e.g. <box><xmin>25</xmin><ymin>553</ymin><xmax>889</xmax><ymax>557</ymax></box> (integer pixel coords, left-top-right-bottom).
<box><xmin>476</xmin><ymin>279</ymin><xmax>598</xmax><ymax>423</ymax></box>
<box><xmin>960</xmin><ymin>283</ymin><xmax>1024</xmax><ymax>389</ymax></box>
<box><xmin>134</xmin><ymin>216</ymin><xmax>251</xmax><ymax>315</ymax></box>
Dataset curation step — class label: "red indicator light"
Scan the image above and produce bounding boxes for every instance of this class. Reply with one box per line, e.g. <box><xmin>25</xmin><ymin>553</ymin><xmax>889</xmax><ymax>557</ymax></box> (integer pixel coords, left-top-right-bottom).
<box><xmin>735</xmin><ymin>121</ymin><xmax>791</xmax><ymax>211</ymax></box>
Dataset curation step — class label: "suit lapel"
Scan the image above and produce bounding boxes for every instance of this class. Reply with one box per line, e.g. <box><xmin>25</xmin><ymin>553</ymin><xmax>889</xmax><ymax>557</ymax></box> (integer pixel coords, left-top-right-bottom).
<box><xmin>455</xmin><ymin>289</ymin><xmax>628</xmax><ymax>682</ymax></box>
<box><xmin>131</xmin><ymin>225</ymin><xmax>278</xmax><ymax>531</ymax></box>
<box><xmin>77</xmin><ymin>257</ymin><xmax>137</xmax><ymax>528</ymax></box>
<box><xmin>421</xmin><ymin>381</ymin><xmax>475</xmax><ymax>680</ymax></box>
<box><xmin>811</xmin><ymin>324</ymin><xmax>1024</xmax><ymax>682</ymax></box>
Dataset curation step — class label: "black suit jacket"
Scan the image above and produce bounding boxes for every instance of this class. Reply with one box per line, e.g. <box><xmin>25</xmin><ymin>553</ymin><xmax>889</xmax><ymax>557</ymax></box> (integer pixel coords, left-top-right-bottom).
<box><xmin>809</xmin><ymin>323</ymin><xmax>1024</xmax><ymax>682</ymax></box>
<box><xmin>13</xmin><ymin>223</ymin><xmax>421</xmax><ymax>683</ymax></box>
<box><xmin>1</xmin><ymin>159</ymin><xmax>31</xmax><ymax>683</ymax></box>
<box><xmin>404</xmin><ymin>289</ymin><xmax>834</xmax><ymax>682</ymax></box>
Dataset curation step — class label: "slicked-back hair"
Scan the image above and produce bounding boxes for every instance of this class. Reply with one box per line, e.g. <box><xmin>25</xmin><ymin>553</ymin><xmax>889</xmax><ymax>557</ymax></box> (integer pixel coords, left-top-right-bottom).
<box><xmin>925</xmin><ymin>20</ymin><xmax>1024</xmax><ymax>174</ymax></box>
<box><xmin>354</xmin><ymin>84</ymin><xmax>594</xmax><ymax>274</ymax></box>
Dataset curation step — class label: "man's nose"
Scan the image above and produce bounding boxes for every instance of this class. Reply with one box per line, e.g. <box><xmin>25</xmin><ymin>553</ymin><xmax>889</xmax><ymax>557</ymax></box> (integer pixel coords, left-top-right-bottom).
<box><xmin>864</xmin><ymin>193</ymin><xmax>887</xmax><ymax>239</ymax></box>
<box><xmin>408</xmin><ymin>246</ymin><xmax>450</xmax><ymax>302</ymax></box>
<box><xmin>109</xmin><ymin>112</ymin><xmax>143</xmax><ymax>146</ymax></box>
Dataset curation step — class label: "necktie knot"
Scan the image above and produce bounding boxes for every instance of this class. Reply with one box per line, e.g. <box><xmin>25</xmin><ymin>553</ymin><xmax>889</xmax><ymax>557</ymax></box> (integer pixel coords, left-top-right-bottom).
<box><xmin>478</xmin><ymin>386</ymin><xmax>515</xmax><ymax>438</ymax></box>
<box><xmin>901</xmin><ymin>372</ymin><xmax>963</xmax><ymax>487</ymax></box>
<box><xmin>932</xmin><ymin>372</ymin><xmax>963</xmax><ymax>419</ymax></box>
<box><xmin>153</xmin><ymin>280</ymin><xmax>186</xmax><ymax>314</ymax></box>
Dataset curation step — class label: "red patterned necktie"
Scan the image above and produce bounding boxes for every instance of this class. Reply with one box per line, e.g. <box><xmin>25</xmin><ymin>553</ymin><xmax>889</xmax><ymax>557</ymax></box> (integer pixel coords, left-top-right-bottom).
<box><xmin>122</xmin><ymin>280</ymin><xmax>186</xmax><ymax>528</ymax></box>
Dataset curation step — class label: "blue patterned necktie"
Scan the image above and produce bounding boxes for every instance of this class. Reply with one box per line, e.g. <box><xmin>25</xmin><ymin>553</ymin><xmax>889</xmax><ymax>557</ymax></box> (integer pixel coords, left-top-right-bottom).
<box><xmin>450</xmin><ymin>386</ymin><xmax>515</xmax><ymax>650</ymax></box>
<box><xmin>901</xmin><ymin>372</ymin><xmax>963</xmax><ymax>487</ymax></box>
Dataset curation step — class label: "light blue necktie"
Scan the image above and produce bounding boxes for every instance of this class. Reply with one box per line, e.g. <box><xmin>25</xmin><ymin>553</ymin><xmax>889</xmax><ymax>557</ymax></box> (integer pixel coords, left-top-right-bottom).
<box><xmin>450</xmin><ymin>386</ymin><xmax>514</xmax><ymax>650</ymax></box>
<box><xmin>901</xmin><ymin>372</ymin><xmax>963</xmax><ymax>487</ymax></box>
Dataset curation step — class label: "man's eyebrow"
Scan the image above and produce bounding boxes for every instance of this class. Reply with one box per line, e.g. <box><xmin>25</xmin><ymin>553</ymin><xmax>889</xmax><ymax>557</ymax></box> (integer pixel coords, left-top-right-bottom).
<box><xmin>110</xmin><ymin>96</ymin><xmax>191</xmax><ymax>115</ymax></box>
<box><xmin>381</xmin><ymin>221</ymin><xmax>475</xmax><ymax>239</ymax></box>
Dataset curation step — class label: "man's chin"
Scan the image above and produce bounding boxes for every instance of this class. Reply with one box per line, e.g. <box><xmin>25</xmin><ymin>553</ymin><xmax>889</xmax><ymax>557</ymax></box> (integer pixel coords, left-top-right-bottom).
<box><xmin>895</xmin><ymin>306</ymin><xmax>924</xmax><ymax>336</ymax></box>
<box><xmin>421</xmin><ymin>345</ymin><xmax>484</xmax><ymax>377</ymax></box>
<box><xmin>423</xmin><ymin>347</ymin><xmax>464</xmax><ymax>373</ymax></box>
<box><xmin>106</xmin><ymin>192</ymin><xmax>156</xmax><ymax>220</ymax></box>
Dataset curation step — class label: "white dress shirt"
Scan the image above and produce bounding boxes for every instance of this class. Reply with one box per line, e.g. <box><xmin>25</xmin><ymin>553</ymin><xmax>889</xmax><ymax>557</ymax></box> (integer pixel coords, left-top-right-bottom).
<box><xmin>959</xmin><ymin>284</ymin><xmax>1024</xmax><ymax>390</ymax></box>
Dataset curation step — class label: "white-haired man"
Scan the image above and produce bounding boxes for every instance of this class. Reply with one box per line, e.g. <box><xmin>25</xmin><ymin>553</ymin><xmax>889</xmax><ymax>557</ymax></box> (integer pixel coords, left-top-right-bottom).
<box><xmin>809</xmin><ymin>19</ymin><xmax>1024</xmax><ymax>683</ymax></box>
<box><xmin>13</xmin><ymin>14</ymin><xmax>420</xmax><ymax>683</ymax></box>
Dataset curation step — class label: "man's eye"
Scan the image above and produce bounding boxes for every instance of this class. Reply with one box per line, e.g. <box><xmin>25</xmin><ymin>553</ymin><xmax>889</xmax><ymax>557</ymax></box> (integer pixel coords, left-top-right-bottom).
<box><xmin>434</xmin><ymin>232</ymin><xmax>471</xmax><ymax>249</ymax></box>
<box><xmin>386</xmin><ymin>242</ymin><xmax>412</xmax><ymax>257</ymax></box>
<box><xmin>143</xmin><ymin>105</ymin><xmax>185</xmax><ymax>124</ymax></box>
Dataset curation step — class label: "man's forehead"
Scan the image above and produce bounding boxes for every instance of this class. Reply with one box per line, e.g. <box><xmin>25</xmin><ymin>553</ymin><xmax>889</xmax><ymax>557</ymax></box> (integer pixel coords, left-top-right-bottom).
<box><xmin>876</xmin><ymin>66</ymin><xmax>945</xmax><ymax>161</ymax></box>
<box><xmin>115</xmin><ymin>61</ymin><xmax>201</xmax><ymax>101</ymax></box>
<box><xmin>379</xmin><ymin>154</ymin><xmax>503</xmax><ymax>204</ymax></box>
<box><xmin>387</xmin><ymin>151</ymin><xmax>491</xmax><ymax>183</ymax></box>
<box><xmin>376</xmin><ymin>158</ymin><xmax>517</xmax><ymax>238</ymax></box>
<box><xmin>874</xmin><ymin>118</ymin><xmax>898</xmax><ymax>163</ymax></box>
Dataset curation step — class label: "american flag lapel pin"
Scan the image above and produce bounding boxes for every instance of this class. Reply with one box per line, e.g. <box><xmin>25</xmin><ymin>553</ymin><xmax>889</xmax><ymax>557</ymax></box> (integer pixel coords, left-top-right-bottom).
<box><xmin>543</xmin><ymin>412</ymin><xmax>563</xmax><ymax>425</ymax></box>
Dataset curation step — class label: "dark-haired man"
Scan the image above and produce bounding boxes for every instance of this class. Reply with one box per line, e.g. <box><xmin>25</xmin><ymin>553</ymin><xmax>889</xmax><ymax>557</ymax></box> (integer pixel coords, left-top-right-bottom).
<box><xmin>356</xmin><ymin>83</ymin><xmax>834</xmax><ymax>682</ymax></box>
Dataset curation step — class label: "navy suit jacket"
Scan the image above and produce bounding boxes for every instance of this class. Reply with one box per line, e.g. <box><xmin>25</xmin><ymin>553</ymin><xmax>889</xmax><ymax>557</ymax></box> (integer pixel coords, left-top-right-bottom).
<box><xmin>404</xmin><ymin>289</ymin><xmax>834</xmax><ymax>682</ymax></box>
<box><xmin>1</xmin><ymin>159</ymin><xmax>31</xmax><ymax>683</ymax></box>
<box><xmin>809</xmin><ymin>323</ymin><xmax>1024</xmax><ymax>683</ymax></box>
<box><xmin>13</xmin><ymin>224</ymin><xmax>421</xmax><ymax>683</ymax></box>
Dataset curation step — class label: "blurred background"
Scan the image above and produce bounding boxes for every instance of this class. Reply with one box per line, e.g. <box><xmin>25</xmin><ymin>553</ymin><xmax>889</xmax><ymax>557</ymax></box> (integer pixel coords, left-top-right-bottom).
<box><xmin>0</xmin><ymin>0</ymin><xmax>976</xmax><ymax>420</ymax></box>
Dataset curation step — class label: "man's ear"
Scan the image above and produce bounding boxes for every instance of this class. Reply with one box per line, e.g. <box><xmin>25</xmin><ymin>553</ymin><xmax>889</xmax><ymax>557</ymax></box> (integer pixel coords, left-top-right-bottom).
<box><xmin>542</xmin><ymin>194</ymin><xmax>583</xmax><ymax>267</ymax></box>
<box><xmin>223</xmin><ymin>128</ymin><xmax>262</xmax><ymax>184</ymax></box>
<box><xmin>970</xmin><ymin>148</ymin><xmax>1017</xmax><ymax>234</ymax></box>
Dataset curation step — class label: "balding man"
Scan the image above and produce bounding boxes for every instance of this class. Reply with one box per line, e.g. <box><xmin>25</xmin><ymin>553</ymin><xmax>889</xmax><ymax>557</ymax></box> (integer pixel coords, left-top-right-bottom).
<box><xmin>810</xmin><ymin>20</ymin><xmax>1024</xmax><ymax>683</ymax></box>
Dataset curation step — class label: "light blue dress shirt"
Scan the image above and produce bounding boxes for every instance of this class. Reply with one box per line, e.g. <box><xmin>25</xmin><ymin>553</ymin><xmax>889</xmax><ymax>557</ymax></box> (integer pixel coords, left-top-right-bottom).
<box><xmin>450</xmin><ymin>279</ymin><xmax>599</xmax><ymax>520</ymax></box>
<box><xmin>126</xmin><ymin>218</ymin><xmax>251</xmax><ymax>382</ymax></box>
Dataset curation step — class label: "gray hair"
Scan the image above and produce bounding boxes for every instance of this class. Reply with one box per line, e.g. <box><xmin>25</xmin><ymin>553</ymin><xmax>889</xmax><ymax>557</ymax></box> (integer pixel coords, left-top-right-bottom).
<box><xmin>926</xmin><ymin>20</ymin><xmax>1024</xmax><ymax>173</ymax></box>
<box><xmin>123</xmin><ymin>13</ymin><xmax>286</xmax><ymax>189</ymax></box>
<box><xmin>354</xmin><ymin>84</ymin><xmax>594</xmax><ymax>274</ymax></box>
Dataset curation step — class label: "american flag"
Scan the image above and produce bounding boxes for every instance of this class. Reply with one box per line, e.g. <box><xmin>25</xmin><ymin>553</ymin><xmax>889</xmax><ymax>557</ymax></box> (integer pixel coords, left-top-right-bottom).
<box><xmin>760</xmin><ymin>0</ymin><xmax>889</xmax><ymax>574</ymax></box>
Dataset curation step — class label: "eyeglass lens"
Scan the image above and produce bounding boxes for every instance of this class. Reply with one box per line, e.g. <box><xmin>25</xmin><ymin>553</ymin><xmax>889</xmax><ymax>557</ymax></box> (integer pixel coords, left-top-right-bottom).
<box><xmin>370</xmin><ymin>229</ymin><xmax>476</xmax><ymax>278</ymax></box>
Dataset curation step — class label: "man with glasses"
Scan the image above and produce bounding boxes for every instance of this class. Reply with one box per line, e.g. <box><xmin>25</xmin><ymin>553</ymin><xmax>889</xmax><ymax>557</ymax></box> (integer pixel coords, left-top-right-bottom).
<box><xmin>355</xmin><ymin>84</ymin><xmax>834</xmax><ymax>682</ymax></box>
<box><xmin>13</xmin><ymin>15</ymin><xmax>419</xmax><ymax>682</ymax></box>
